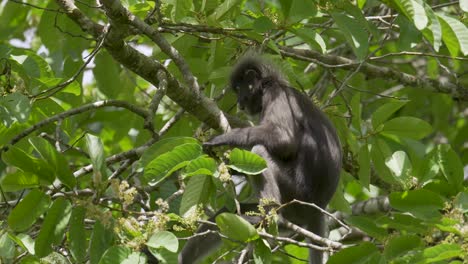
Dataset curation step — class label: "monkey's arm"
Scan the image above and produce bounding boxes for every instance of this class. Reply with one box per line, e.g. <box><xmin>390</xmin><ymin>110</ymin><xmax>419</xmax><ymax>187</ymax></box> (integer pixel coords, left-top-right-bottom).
<box><xmin>204</xmin><ymin>124</ymin><xmax>297</xmax><ymax>158</ymax></box>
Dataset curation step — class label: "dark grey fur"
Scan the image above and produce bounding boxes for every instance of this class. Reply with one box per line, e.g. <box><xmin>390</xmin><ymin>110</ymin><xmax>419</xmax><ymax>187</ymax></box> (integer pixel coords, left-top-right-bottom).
<box><xmin>179</xmin><ymin>57</ymin><xmax>342</xmax><ymax>264</ymax></box>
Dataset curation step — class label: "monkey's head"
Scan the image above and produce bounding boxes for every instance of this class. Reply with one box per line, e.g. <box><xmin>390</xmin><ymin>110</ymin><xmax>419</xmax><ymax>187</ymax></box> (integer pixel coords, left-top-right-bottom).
<box><xmin>230</xmin><ymin>58</ymin><xmax>265</xmax><ymax>115</ymax></box>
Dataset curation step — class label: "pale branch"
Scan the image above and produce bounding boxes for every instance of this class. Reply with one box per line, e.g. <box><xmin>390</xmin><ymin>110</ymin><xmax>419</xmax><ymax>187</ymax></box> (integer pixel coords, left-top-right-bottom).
<box><xmin>144</xmin><ymin>70</ymin><xmax>167</xmax><ymax>137</ymax></box>
<box><xmin>100</xmin><ymin>0</ymin><xmax>201</xmax><ymax>95</ymax></box>
<box><xmin>280</xmin><ymin>219</ymin><xmax>343</xmax><ymax>249</ymax></box>
<box><xmin>0</xmin><ymin>100</ymin><xmax>149</xmax><ymax>153</ymax></box>
<box><xmin>280</xmin><ymin>47</ymin><xmax>468</xmax><ymax>101</ymax></box>
<box><xmin>258</xmin><ymin>231</ymin><xmax>331</xmax><ymax>251</ymax></box>
<box><xmin>279</xmin><ymin>199</ymin><xmax>351</xmax><ymax>235</ymax></box>
<box><xmin>55</xmin><ymin>0</ymin><xmax>241</xmax><ymax>132</ymax></box>
<box><xmin>329</xmin><ymin>196</ymin><xmax>391</xmax><ymax>230</ymax></box>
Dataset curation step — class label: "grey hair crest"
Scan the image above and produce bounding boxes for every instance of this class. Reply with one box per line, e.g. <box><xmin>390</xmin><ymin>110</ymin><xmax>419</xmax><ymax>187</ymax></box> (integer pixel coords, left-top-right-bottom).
<box><xmin>230</xmin><ymin>55</ymin><xmax>289</xmax><ymax>86</ymax></box>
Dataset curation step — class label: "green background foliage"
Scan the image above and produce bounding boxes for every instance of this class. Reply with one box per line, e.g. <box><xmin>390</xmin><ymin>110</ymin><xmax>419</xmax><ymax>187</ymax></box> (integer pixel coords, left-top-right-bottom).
<box><xmin>0</xmin><ymin>0</ymin><xmax>467</xmax><ymax>263</ymax></box>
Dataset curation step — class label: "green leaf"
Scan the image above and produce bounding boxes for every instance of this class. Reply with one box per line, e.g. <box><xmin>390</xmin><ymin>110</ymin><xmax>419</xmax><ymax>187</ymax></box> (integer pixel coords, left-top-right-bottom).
<box><xmin>358</xmin><ymin>144</ymin><xmax>370</xmax><ymax>188</ymax></box>
<box><xmin>280</xmin><ymin>0</ymin><xmax>317</xmax><ymax>23</ymax></box>
<box><xmin>0</xmin><ymin>232</ymin><xmax>15</xmax><ymax>258</ymax></box>
<box><xmin>382</xmin><ymin>117</ymin><xmax>432</xmax><ymax>139</ymax></box>
<box><xmin>146</xmin><ymin>231</ymin><xmax>179</xmax><ymax>253</ymax></box>
<box><xmin>216</xmin><ymin>213</ymin><xmax>259</xmax><ymax>242</ymax></box>
<box><xmin>370</xmin><ymin>138</ymin><xmax>399</xmax><ymax>184</ymax></box>
<box><xmin>0</xmin><ymin>93</ymin><xmax>31</xmax><ymax>127</ymax></box>
<box><xmin>392</xmin><ymin>0</ymin><xmax>428</xmax><ymax>30</ymax></box>
<box><xmin>172</xmin><ymin>0</ymin><xmax>194</xmax><ymax>21</ymax></box>
<box><xmin>0</xmin><ymin>171</ymin><xmax>39</xmax><ymax>191</ymax></box>
<box><xmin>8</xmin><ymin>233</ymin><xmax>35</xmax><ymax>255</ymax></box>
<box><xmin>8</xmin><ymin>189</ymin><xmax>51</xmax><ymax>232</ymax></box>
<box><xmin>421</xmin><ymin>3</ymin><xmax>442</xmax><ymax>52</ymax></box>
<box><xmin>140</xmin><ymin>137</ymin><xmax>199</xmax><ymax>167</ymax></box>
<box><xmin>253</xmin><ymin>239</ymin><xmax>272</xmax><ymax>264</ymax></box>
<box><xmin>89</xmin><ymin>221</ymin><xmax>114</xmax><ymax>264</ymax></box>
<box><xmin>208</xmin><ymin>0</ymin><xmax>242</xmax><ymax>21</ymax></box>
<box><xmin>179</xmin><ymin>175</ymin><xmax>213</xmax><ymax>216</ymax></box>
<box><xmin>85</xmin><ymin>134</ymin><xmax>107</xmax><ymax>185</ymax></box>
<box><xmin>328</xmin><ymin>242</ymin><xmax>382</xmax><ymax>264</ymax></box>
<box><xmin>228</xmin><ymin>148</ymin><xmax>267</xmax><ymax>175</ymax></box>
<box><xmin>183</xmin><ymin>156</ymin><xmax>217</xmax><ymax>178</ymax></box>
<box><xmin>29</xmin><ymin>137</ymin><xmax>76</xmax><ymax>188</ymax></box>
<box><xmin>376</xmin><ymin>213</ymin><xmax>427</xmax><ymax>233</ymax></box>
<box><xmin>371</xmin><ymin>100</ymin><xmax>408</xmax><ymax>129</ymax></box>
<box><xmin>435</xmin><ymin>144</ymin><xmax>463</xmax><ymax>192</ymax></box>
<box><xmin>253</xmin><ymin>16</ymin><xmax>275</xmax><ymax>33</ymax></box>
<box><xmin>93</xmin><ymin>51</ymin><xmax>122</xmax><ymax>98</ymax></box>
<box><xmin>35</xmin><ymin>197</ymin><xmax>72</xmax><ymax>257</ymax></box>
<box><xmin>461</xmin><ymin>0</ymin><xmax>468</xmax><ymax>12</ymax></box>
<box><xmin>389</xmin><ymin>189</ymin><xmax>445</xmax><ymax>220</ymax></box>
<box><xmin>385</xmin><ymin>151</ymin><xmax>412</xmax><ymax>184</ymax></box>
<box><xmin>383</xmin><ymin>235</ymin><xmax>423</xmax><ymax>260</ymax></box>
<box><xmin>422</xmin><ymin>244</ymin><xmax>463</xmax><ymax>262</ymax></box>
<box><xmin>350</xmin><ymin>93</ymin><xmax>361</xmax><ymax>132</ymax></box>
<box><xmin>331</xmin><ymin>12</ymin><xmax>369</xmax><ymax>60</ymax></box>
<box><xmin>437</xmin><ymin>14</ymin><xmax>468</xmax><ymax>56</ymax></box>
<box><xmin>98</xmin><ymin>246</ymin><xmax>131</xmax><ymax>264</ymax></box>
<box><xmin>292</xmin><ymin>28</ymin><xmax>327</xmax><ymax>53</ymax></box>
<box><xmin>454</xmin><ymin>191</ymin><xmax>468</xmax><ymax>213</ymax></box>
<box><xmin>69</xmin><ymin>206</ymin><xmax>87</xmax><ymax>263</ymax></box>
<box><xmin>345</xmin><ymin>216</ymin><xmax>387</xmax><ymax>240</ymax></box>
<box><xmin>144</xmin><ymin>143</ymin><xmax>202</xmax><ymax>186</ymax></box>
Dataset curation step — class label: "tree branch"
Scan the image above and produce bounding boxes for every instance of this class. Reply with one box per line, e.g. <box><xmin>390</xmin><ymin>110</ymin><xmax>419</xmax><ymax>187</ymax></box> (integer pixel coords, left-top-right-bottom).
<box><xmin>280</xmin><ymin>47</ymin><xmax>468</xmax><ymax>101</ymax></box>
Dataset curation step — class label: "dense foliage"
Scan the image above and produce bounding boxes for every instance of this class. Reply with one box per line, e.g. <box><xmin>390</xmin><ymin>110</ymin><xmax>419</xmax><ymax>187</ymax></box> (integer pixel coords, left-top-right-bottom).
<box><xmin>0</xmin><ymin>0</ymin><xmax>467</xmax><ymax>263</ymax></box>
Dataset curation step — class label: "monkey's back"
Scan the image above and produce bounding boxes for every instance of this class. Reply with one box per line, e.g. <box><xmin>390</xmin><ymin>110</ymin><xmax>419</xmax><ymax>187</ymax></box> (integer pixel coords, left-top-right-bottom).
<box><xmin>280</xmin><ymin>87</ymin><xmax>342</xmax><ymax>207</ymax></box>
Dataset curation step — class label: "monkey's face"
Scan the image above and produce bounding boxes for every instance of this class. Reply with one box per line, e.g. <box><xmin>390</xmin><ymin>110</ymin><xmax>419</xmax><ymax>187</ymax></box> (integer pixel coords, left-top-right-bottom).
<box><xmin>231</xmin><ymin>69</ymin><xmax>263</xmax><ymax>115</ymax></box>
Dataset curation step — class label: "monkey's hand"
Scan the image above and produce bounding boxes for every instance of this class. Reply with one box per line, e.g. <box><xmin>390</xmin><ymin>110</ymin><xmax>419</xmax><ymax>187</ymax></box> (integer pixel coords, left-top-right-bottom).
<box><xmin>202</xmin><ymin>136</ymin><xmax>227</xmax><ymax>157</ymax></box>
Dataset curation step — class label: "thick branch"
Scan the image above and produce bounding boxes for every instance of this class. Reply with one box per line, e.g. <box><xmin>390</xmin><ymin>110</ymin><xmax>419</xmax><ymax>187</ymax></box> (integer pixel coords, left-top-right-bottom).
<box><xmin>280</xmin><ymin>47</ymin><xmax>468</xmax><ymax>101</ymax></box>
<box><xmin>100</xmin><ymin>0</ymin><xmax>201</xmax><ymax>95</ymax></box>
<box><xmin>54</xmin><ymin>0</ymin><xmax>242</xmax><ymax>131</ymax></box>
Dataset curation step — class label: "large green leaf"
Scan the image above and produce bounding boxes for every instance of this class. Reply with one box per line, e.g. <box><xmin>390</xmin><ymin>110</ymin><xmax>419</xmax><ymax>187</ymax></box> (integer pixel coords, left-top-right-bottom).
<box><xmin>389</xmin><ymin>189</ymin><xmax>445</xmax><ymax>220</ymax></box>
<box><xmin>89</xmin><ymin>221</ymin><xmax>115</xmax><ymax>264</ymax></box>
<box><xmin>7</xmin><ymin>189</ymin><xmax>51</xmax><ymax>232</ymax></box>
<box><xmin>228</xmin><ymin>148</ymin><xmax>267</xmax><ymax>175</ymax></box>
<box><xmin>95</xmin><ymin>245</ymin><xmax>146</xmax><ymax>264</ymax></box>
<box><xmin>331</xmin><ymin>12</ymin><xmax>369</xmax><ymax>60</ymax></box>
<box><xmin>437</xmin><ymin>14</ymin><xmax>468</xmax><ymax>56</ymax></box>
<box><xmin>291</xmin><ymin>28</ymin><xmax>327</xmax><ymax>54</ymax></box>
<box><xmin>179</xmin><ymin>175</ymin><xmax>213</xmax><ymax>216</ymax></box>
<box><xmin>392</xmin><ymin>0</ymin><xmax>428</xmax><ymax>30</ymax></box>
<box><xmin>421</xmin><ymin>3</ymin><xmax>442</xmax><ymax>52</ymax></box>
<box><xmin>0</xmin><ymin>171</ymin><xmax>39</xmax><ymax>191</ymax></box>
<box><xmin>421</xmin><ymin>244</ymin><xmax>463</xmax><ymax>262</ymax></box>
<box><xmin>328</xmin><ymin>242</ymin><xmax>383</xmax><ymax>264</ymax></box>
<box><xmin>371</xmin><ymin>100</ymin><xmax>408</xmax><ymax>129</ymax></box>
<box><xmin>381</xmin><ymin>117</ymin><xmax>432</xmax><ymax>139</ymax></box>
<box><xmin>345</xmin><ymin>216</ymin><xmax>387</xmax><ymax>240</ymax></box>
<box><xmin>383</xmin><ymin>235</ymin><xmax>423</xmax><ymax>260</ymax></box>
<box><xmin>144</xmin><ymin>143</ymin><xmax>202</xmax><ymax>186</ymax></box>
<box><xmin>208</xmin><ymin>0</ymin><xmax>242</xmax><ymax>21</ymax></box>
<box><xmin>93</xmin><ymin>51</ymin><xmax>122</xmax><ymax>98</ymax></box>
<box><xmin>358</xmin><ymin>144</ymin><xmax>370</xmax><ymax>188</ymax></box>
<box><xmin>253</xmin><ymin>16</ymin><xmax>275</xmax><ymax>33</ymax></box>
<box><xmin>139</xmin><ymin>137</ymin><xmax>199</xmax><ymax>167</ymax></box>
<box><xmin>183</xmin><ymin>156</ymin><xmax>217</xmax><ymax>178</ymax></box>
<box><xmin>216</xmin><ymin>213</ymin><xmax>259</xmax><ymax>242</ymax></box>
<box><xmin>69</xmin><ymin>206</ymin><xmax>87</xmax><ymax>263</ymax></box>
<box><xmin>435</xmin><ymin>144</ymin><xmax>463</xmax><ymax>192</ymax></box>
<box><xmin>0</xmin><ymin>93</ymin><xmax>31</xmax><ymax>127</ymax></box>
<box><xmin>385</xmin><ymin>150</ymin><xmax>412</xmax><ymax>186</ymax></box>
<box><xmin>35</xmin><ymin>197</ymin><xmax>72</xmax><ymax>257</ymax></box>
<box><xmin>2</xmin><ymin>145</ymin><xmax>54</xmax><ymax>184</ymax></box>
<box><xmin>29</xmin><ymin>137</ymin><xmax>76</xmax><ymax>188</ymax></box>
<box><xmin>146</xmin><ymin>231</ymin><xmax>179</xmax><ymax>253</ymax></box>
